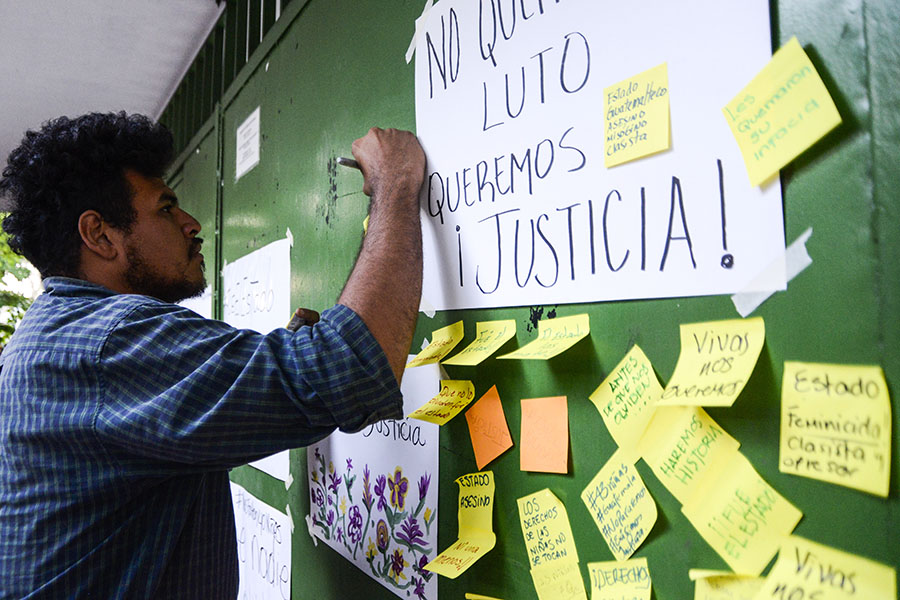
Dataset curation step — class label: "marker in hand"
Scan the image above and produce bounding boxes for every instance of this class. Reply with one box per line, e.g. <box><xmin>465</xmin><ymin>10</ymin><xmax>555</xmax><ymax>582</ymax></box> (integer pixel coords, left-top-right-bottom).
<box><xmin>337</xmin><ymin>157</ymin><xmax>360</xmax><ymax>170</ymax></box>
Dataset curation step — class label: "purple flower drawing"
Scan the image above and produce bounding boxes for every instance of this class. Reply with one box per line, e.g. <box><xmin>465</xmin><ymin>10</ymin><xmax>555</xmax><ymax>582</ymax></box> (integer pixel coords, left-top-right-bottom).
<box><xmin>374</xmin><ymin>474</ymin><xmax>387</xmax><ymax>512</ymax></box>
<box><xmin>347</xmin><ymin>505</ymin><xmax>363</xmax><ymax>544</ymax></box>
<box><xmin>376</xmin><ymin>519</ymin><xmax>390</xmax><ymax>552</ymax></box>
<box><xmin>362</xmin><ymin>465</ymin><xmax>373</xmax><ymax>511</ymax></box>
<box><xmin>412</xmin><ymin>576</ymin><xmax>427</xmax><ymax>600</ymax></box>
<box><xmin>328</xmin><ymin>471</ymin><xmax>342</xmax><ymax>495</ymax></box>
<box><xmin>388</xmin><ymin>467</ymin><xmax>409</xmax><ymax>511</ymax></box>
<box><xmin>396</xmin><ymin>517</ymin><xmax>426</xmax><ymax>548</ymax></box>
<box><xmin>418</xmin><ymin>473</ymin><xmax>431</xmax><ymax>502</ymax></box>
<box><xmin>390</xmin><ymin>548</ymin><xmax>407</xmax><ymax>581</ymax></box>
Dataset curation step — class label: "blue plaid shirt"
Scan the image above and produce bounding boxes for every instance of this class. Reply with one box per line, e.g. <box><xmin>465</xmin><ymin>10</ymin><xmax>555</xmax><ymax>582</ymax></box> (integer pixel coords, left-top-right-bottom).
<box><xmin>0</xmin><ymin>277</ymin><xmax>402</xmax><ymax>599</ymax></box>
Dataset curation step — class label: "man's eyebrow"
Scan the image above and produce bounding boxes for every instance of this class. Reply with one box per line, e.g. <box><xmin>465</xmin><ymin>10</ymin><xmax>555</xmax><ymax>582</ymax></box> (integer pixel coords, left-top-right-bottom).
<box><xmin>158</xmin><ymin>192</ymin><xmax>179</xmax><ymax>206</ymax></box>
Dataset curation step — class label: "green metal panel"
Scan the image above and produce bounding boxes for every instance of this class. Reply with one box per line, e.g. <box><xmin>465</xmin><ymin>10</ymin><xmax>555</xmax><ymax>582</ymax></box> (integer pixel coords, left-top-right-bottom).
<box><xmin>219</xmin><ymin>2</ymin><xmax>420</xmax><ymax>598</ymax></box>
<box><xmin>864</xmin><ymin>0</ymin><xmax>900</xmax><ymax>557</ymax></box>
<box><xmin>167</xmin><ymin>116</ymin><xmax>222</xmax><ymax>320</ymax></box>
<box><xmin>164</xmin><ymin>0</ymin><xmax>899</xmax><ymax>598</ymax></box>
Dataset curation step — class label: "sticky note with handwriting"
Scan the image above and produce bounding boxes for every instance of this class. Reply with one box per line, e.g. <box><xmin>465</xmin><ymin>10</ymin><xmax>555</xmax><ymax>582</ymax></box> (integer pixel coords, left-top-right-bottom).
<box><xmin>638</xmin><ymin>406</ymin><xmax>741</xmax><ymax>505</ymax></box>
<box><xmin>531</xmin><ymin>561</ymin><xmax>588</xmax><ymax>600</ymax></box>
<box><xmin>519</xmin><ymin>488</ymin><xmax>587</xmax><ymax>600</ymax></box>
<box><xmin>756</xmin><ymin>535</ymin><xmax>896</xmax><ymax>600</ymax></box>
<box><xmin>498</xmin><ymin>314</ymin><xmax>590</xmax><ymax>360</ymax></box>
<box><xmin>723</xmin><ymin>37</ymin><xmax>841</xmax><ymax>186</ymax></box>
<box><xmin>780</xmin><ymin>362</ymin><xmax>891</xmax><ymax>497</ymax></box>
<box><xmin>581</xmin><ymin>449</ymin><xmax>657</xmax><ymax>561</ymax></box>
<box><xmin>590</xmin><ymin>345</ymin><xmax>663</xmax><ymax>451</ymax></box>
<box><xmin>689</xmin><ymin>570</ymin><xmax>763</xmax><ymax>600</ymax></box>
<box><xmin>408</xmin><ymin>380</ymin><xmax>476</xmax><ymax>425</ymax></box>
<box><xmin>520</xmin><ymin>396</ymin><xmax>569</xmax><ymax>474</ymax></box>
<box><xmin>465</xmin><ymin>385</ymin><xmax>514</xmax><ymax>470</ymax></box>
<box><xmin>407</xmin><ymin>320</ymin><xmax>464</xmax><ymax>368</ymax></box>
<box><xmin>444</xmin><ymin>319</ymin><xmax>516</xmax><ymax>365</ymax></box>
<box><xmin>604</xmin><ymin>62</ymin><xmax>670</xmax><ymax>168</ymax></box>
<box><xmin>425</xmin><ymin>471</ymin><xmax>496</xmax><ymax>578</ymax></box>
<box><xmin>681</xmin><ymin>451</ymin><xmax>802</xmax><ymax>575</ymax></box>
<box><xmin>518</xmin><ymin>488</ymin><xmax>580</xmax><ymax>569</ymax></box>
<box><xmin>588</xmin><ymin>558</ymin><xmax>651</xmax><ymax>600</ymax></box>
<box><xmin>658</xmin><ymin>317</ymin><xmax>765</xmax><ymax>407</ymax></box>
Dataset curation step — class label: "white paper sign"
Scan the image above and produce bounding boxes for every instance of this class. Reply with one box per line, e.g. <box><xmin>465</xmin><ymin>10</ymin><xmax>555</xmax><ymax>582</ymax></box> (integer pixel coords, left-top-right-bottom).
<box><xmin>222</xmin><ymin>237</ymin><xmax>291</xmax><ymax>336</ymax></box>
<box><xmin>223</xmin><ymin>236</ymin><xmax>292</xmax><ymax>481</ymax></box>
<box><xmin>415</xmin><ymin>1</ymin><xmax>785</xmax><ymax>311</ymax></box>
<box><xmin>231</xmin><ymin>482</ymin><xmax>292</xmax><ymax>600</ymax></box>
<box><xmin>236</xmin><ymin>106</ymin><xmax>261</xmax><ymax>181</ymax></box>
<box><xmin>308</xmin><ymin>359</ymin><xmax>440</xmax><ymax>600</ymax></box>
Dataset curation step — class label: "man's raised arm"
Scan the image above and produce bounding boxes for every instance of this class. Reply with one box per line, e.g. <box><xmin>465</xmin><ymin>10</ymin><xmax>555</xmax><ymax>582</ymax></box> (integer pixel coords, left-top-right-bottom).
<box><xmin>337</xmin><ymin>127</ymin><xmax>426</xmax><ymax>383</ymax></box>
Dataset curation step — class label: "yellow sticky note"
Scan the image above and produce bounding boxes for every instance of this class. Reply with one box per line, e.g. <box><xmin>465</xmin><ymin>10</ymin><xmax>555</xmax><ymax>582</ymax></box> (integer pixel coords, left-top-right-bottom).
<box><xmin>444</xmin><ymin>319</ymin><xmax>516</xmax><ymax>365</ymax></box>
<box><xmin>581</xmin><ymin>449</ymin><xmax>657</xmax><ymax>561</ymax></box>
<box><xmin>520</xmin><ymin>396</ymin><xmax>569</xmax><ymax>474</ymax></box>
<box><xmin>425</xmin><ymin>536</ymin><xmax>495</xmax><ymax>579</ymax></box>
<box><xmin>518</xmin><ymin>488</ymin><xmax>580</xmax><ymax>569</ymax></box>
<box><xmin>408</xmin><ymin>380</ymin><xmax>476</xmax><ymax>425</ymax></box>
<box><xmin>588</xmin><ymin>558</ymin><xmax>651</xmax><ymax>600</ymax></box>
<box><xmin>532</xmin><ymin>561</ymin><xmax>588</xmax><ymax>600</ymax></box>
<box><xmin>465</xmin><ymin>385</ymin><xmax>514</xmax><ymax>470</ymax></box>
<box><xmin>638</xmin><ymin>406</ymin><xmax>741</xmax><ymax>505</ymax></box>
<box><xmin>456</xmin><ymin>471</ymin><xmax>494</xmax><ymax>535</ymax></box>
<box><xmin>691</xmin><ymin>571</ymin><xmax>763</xmax><ymax>600</ymax></box>
<box><xmin>758</xmin><ymin>536</ymin><xmax>897</xmax><ymax>600</ymax></box>
<box><xmin>658</xmin><ymin>317</ymin><xmax>765</xmax><ymax>407</ymax></box>
<box><xmin>590</xmin><ymin>345</ymin><xmax>663</xmax><ymax>451</ymax></box>
<box><xmin>780</xmin><ymin>362</ymin><xmax>892</xmax><ymax>497</ymax></box>
<box><xmin>407</xmin><ymin>320</ymin><xmax>464</xmax><ymax>368</ymax></box>
<box><xmin>497</xmin><ymin>314</ymin><xmax>590</xmax><ymax>360</ymax></box>
<box><xmin>425</xmin><ymin>472</ymin><xmax>496</xmax><ymax>578</ymax></box>
<box><xmin>465</xmin><ymin>595</ymin><xmax>505</xmax><ymax>600</ymax></box>
<box><xmin>723</xmin><ymin>37</ymin><xmax>842</xmax><ymax>186</ymax></box>
<box><xmin>681</xmin><ymin>452</ymin><xmax>802</xmax><ymax>576</ymax></box>
<box><xmin>604</xmin><ymin>62</ymin><xmax>670</xmax><ymax>167</ymax></box>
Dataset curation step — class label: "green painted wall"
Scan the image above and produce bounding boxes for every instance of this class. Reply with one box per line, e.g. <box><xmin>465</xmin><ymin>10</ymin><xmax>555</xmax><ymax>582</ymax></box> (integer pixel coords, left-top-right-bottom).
<box><xmin>166</xmin><ymin>1</ymin><xmax>900</xmax><ymax>597</ymax></box>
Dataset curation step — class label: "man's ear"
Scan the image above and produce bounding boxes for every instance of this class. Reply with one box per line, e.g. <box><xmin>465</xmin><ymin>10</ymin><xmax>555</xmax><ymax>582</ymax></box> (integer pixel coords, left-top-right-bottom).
<box><xmin>77</xmin><ymin>210</ymin><xmax>120</xmax><ymax>260</ymax></box>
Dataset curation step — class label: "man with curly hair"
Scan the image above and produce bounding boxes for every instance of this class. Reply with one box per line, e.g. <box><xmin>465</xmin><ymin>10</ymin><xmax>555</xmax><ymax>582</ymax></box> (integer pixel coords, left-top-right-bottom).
<box><xmin>0</xmin><ymin>112</ymin><xmax>425</xmax><ymax>599</ymax></box>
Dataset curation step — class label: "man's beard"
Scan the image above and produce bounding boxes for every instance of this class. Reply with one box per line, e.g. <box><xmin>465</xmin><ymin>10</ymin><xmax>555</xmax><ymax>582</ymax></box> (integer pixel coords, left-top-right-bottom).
<box><xmin>123</xmin><ymin>242</ymin><xmax>207</xmax><ymax>304</ymax></box>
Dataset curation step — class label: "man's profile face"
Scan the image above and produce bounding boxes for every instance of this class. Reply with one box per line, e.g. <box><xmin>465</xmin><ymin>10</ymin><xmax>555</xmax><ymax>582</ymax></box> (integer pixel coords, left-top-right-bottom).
<box><xmin>120</xmin><ymin>169</ymin><xmax>207</xmax><ymax>303</ymax></box>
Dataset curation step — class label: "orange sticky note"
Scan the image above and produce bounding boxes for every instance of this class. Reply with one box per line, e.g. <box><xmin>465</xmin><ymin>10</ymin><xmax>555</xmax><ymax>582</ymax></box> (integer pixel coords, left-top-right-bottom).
<box><xmin>520</xmin><ymin>396</ymin><xmax>569</xmax><ymax>473</ymax></box>
<box><xmin>465</xmin><ymin>386</ymin><xmax>514</xmax><ymax>470</ymax></box>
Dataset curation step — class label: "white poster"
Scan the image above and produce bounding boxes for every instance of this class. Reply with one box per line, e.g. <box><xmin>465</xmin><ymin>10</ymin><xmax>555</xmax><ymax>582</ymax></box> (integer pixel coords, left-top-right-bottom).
<box><xmin>415</xmin><ymin>1</ymin><xmax>785</xmax><ymax>311</ymax></box>
<box><xmin>231</xmin><ymin>482</ymin><xmax>292</xmax><ymax>600</ymax></box>
<box><xmin>308</xmin><ymin>360</ymin><xmax>440</xmax><ymax>600</ymax></box>
<box><xmin>236</xmin><ymin>106</ymin><xmax>261</xmax><ymax>181</ymax></box>
<box><xmin>223</xmin><ymin>236</ymin><xmax>292</xmax><ymax>481</ymax></box>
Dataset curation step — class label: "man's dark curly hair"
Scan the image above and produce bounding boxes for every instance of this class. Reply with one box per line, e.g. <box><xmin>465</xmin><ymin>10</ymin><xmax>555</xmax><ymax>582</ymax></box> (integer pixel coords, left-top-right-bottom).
<box><xmin>0</xmin><ymin>112</ymin><xmax>174</xmax><ymax>278</ymax></box>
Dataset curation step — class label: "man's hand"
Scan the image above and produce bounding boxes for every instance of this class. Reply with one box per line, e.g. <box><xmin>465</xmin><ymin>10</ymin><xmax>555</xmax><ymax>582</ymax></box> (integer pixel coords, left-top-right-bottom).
<box><xmin>351</xmin><ymin>127</ymin><xmax>425</xmax><ymax>201</ymax></box>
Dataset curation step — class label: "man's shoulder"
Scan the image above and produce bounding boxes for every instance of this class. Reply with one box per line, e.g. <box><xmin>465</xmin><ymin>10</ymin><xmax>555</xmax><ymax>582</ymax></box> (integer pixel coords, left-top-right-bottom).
<box><xmin>7</xmin><ymin>280</ymin><xmax>179</xmax><ymax>356</ymax></box>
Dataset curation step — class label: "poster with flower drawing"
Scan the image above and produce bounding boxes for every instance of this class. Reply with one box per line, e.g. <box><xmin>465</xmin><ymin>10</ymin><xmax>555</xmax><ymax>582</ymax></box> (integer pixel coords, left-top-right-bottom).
<box><xmin>308</xmin><ymin>360</ymin><xmax>440</xmax><ymax>600</ymax></box>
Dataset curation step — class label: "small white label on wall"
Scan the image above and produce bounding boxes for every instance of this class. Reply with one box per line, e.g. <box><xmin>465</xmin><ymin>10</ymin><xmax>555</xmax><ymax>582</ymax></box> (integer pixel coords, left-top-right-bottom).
<box><xmin>236</xmin><ymin>106</ymin><xmax>261</xmax><ymax>181</ymax></box>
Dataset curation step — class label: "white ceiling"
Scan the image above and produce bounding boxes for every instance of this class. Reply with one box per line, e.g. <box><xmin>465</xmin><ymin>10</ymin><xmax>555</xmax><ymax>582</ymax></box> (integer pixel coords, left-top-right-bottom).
<box><xmin>0</xmin><ymin>0</ymin><xmax>224</xmax><ymax>181</ymax></box>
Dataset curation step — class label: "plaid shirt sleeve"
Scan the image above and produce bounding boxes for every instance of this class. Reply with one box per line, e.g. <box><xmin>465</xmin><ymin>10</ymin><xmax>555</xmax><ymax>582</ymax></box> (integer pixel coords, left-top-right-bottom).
<box><xmin>96</xmin><ymin>301</ymin><xmax>403</xmax><ymax>468</ymax></box>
